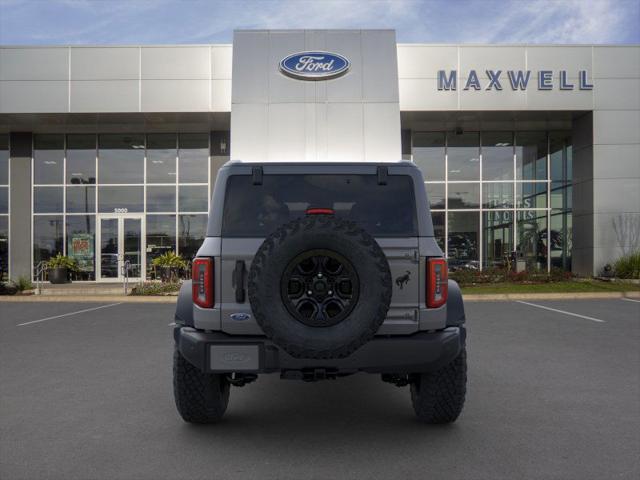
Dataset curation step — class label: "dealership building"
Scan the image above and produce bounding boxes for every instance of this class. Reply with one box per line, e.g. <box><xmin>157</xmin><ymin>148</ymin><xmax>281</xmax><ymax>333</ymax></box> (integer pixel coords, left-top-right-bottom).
<box><xmin>0</xmin><ymin>30</ymin><xmax>638</xmax><ymax>282</ymax></box>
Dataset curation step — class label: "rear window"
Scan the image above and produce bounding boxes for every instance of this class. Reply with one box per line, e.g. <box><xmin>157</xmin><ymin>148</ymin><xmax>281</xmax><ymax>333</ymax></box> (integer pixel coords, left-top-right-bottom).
<box><xmin>222</xmin><ymin>174</ymin><xmax>417</xmax><ymax>237</ymax></box>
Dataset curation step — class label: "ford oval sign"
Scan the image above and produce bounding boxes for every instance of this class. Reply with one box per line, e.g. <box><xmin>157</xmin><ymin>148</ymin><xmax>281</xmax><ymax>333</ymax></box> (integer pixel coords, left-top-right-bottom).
<box><xmin>279</xmin><ymin>51</ymin><xmax>350</xmax><ymax>81</ymax></box>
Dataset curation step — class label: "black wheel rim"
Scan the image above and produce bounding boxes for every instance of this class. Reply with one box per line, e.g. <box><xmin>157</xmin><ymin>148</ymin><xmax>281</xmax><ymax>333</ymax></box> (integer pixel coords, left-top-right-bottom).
<box><xmin>281</xmin><ymin>249</ymin><xmax>359</xmax><ymax>327</ymax></box>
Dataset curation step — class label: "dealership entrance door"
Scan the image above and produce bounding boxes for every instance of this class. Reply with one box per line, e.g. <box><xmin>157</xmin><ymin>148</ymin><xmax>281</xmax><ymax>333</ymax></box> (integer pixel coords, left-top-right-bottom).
<box><xmin>97</xmin><ymin>214</ymin><xmax>144</xmax><ymax>282</ymax></box>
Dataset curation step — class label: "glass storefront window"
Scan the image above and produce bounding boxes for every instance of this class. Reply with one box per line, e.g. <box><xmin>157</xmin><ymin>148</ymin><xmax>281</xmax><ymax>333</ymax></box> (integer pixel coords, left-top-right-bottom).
<box><xmin>516</xmin><ymin>132</ymin><xmax>547</xmax><ymax>181</ymax></box>
<box><xmin>516</xmin><ymin>210</ymin><xmax>547</xmax><ymax>271</ymax></box>
<box><xmin>447</xmin><ymin>132</ymin><xmax>479</xmax><ymax>181</ymax></box>
<box><xmin>147</xmin><ymin>134</ymin><xmax>177</xmax><ymax>184</ymax></box>
<box><xmin>98</xmin><ymin>134</ymin><xmax>144</xmax><ymax>184</ymax></box>
<box><xmin>0</xmin><ymin>134</ymin><xmax>8</xmax><ymax>185</ymax></box>
<box><xmin>431</xmin><ymin>212</ymin><xmax>445</xmax><ymax>252</ymax></box>
<box><xmin>413</xmin><ymin>132</ymin><xmax>445</xmax><ymax>181</ymax></box>
<box><xmin>448</xmin><ymin>211</ymin><xmax>479</xmax><ymax>268</ymax></box>
<box><xmin>0</xmin><ymin>216</ymin><xmax>7</xmax><ymax>280</ymax></box>
<box><xmin>98</xmin><ymin>186</ymin><xmax>144</xmax><ymax>213</ymax></box>
<box><xmin>550</xmin><ymin>209</ymin><xmax>571</xmax><ymax>270</ymax></box>
<box><xmin>33</xmin><ymin>215</ymin><xmax>64</xmax><ymax>266</ymax></box>
<box><xmin>517</xmin><ymin>182</ymin><xmax>547</xmax><ymax>209</ymax></box>
<box><xmin>34</xmin><ymin>186</ymin><xmax>63</xmax><ymax>213</ymax></box>
<box><xmin>179</xmin><ymin>185</ymin><xmax>208</xmax><ymax>212</ymax></box>
<box><xmin>66</xmin><ymin>215</ymin><xmax>96</xmax><ymax>280</ymax></box>
<box><xmin>483</xmin><ymin>182</ymin><xmax>514</xmax><ymax>209</ymax></box>
<box><xmin>34</xmin><ymin>135</ymin><xmax>64</xmax><ymax>185</ymax></box>
<box><xmin>483</xmin><ymin>211</ymin><xmax>513</xmax><ymax>268</ymax></box>
<box><xmin>66</xmin><ymin>134</ymin><xmax>96</xmax><ymax>184</ymax></box>
<box><xmin>448</xmin><ymin>183</ymin><xmax>480</xmax><ymax>209</ymax></box>
<box><xmin>482</xmin><ymin>132</ymin><xmax>514</xmax><ymax>181</ymax></box>
<box><xmin>146</xmin><ymin>214</ymin><xmax>176</xmax><ymax>278</ymax></box>
<box><xmin>425</xmin><ymin>183</ymin><xmax>445</xmax><ymax>209</ymax></box>
<box><xmin>0</xmin><ymin>187</ymin><xmax>7</xmax><ymax>214</ymax></box>
<box><xmin>66</xmin><ymin>186</ymin><xmax>96</xmax><ymax>213</ymax></box>
<box><xmin>178</xmin><ymin>133</ymin><xmax>208</xmax><ymax>184</ymax></box>
<box><xmin>179</xmin><ymin>214</ymin><xmax>207</xmax><ymax>261</ymax></box>
<box><xmin>147</xmin><ymin>185</ymin><xmax>176</xmax><ymax>212</ymax></box>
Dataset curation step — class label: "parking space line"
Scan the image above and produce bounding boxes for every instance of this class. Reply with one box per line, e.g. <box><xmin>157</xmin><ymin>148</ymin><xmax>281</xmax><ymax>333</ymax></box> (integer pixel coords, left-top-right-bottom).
<box><xmin>16</xmin><ymin>303</ymin><xmax>122</xmax><ymax>327</ymax></box>
<box><xmin>621</xmin><ymin>298</ymin><xmax>640</xmax><ymax>304</ymax></box>
<box><xmin>515</xmin><ymin>301</ymin><xmax>605</xmax><ymax>323</ymax></box>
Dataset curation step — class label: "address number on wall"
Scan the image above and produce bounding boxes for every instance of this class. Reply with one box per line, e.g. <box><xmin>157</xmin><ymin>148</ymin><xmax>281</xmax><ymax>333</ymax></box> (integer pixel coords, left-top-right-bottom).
<box><xmin>114</xmin><ymin>208</ymin><xmax>129</xmax><ymax>213</ymax></box>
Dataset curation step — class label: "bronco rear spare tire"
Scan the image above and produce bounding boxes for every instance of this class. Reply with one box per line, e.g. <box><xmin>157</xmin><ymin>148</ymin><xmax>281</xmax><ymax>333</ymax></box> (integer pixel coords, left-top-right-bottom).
<box><xmin>248</xmin><ymin>215</ymin><xmax>392</xmax><ymax>359</ymax></box>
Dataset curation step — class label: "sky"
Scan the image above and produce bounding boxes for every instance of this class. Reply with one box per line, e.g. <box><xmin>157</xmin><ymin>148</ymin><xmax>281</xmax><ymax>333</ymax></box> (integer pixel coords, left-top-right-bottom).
<box><xmin>0</xmin><ymin>0</ymin><xmax>638</xmax><ymax>45</ymax></box>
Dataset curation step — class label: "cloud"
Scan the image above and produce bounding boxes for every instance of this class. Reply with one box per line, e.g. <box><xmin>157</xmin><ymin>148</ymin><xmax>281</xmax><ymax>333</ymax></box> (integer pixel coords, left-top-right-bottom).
<box><xmin>0</xmin><ymin>0</ymin><xmax>638</xmax><ymax>45</ymax></box>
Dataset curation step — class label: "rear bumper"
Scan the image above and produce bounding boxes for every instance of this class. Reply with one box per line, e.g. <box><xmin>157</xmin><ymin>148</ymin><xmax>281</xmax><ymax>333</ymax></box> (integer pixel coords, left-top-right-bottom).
<box><xmin>174</xmin><ymin>326</ymin><xmax>465</xmax><ymax>375</ymax></box>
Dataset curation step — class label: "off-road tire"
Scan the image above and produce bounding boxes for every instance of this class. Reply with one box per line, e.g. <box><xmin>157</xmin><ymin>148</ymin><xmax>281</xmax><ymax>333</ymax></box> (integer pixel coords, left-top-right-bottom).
<box><xmin>173</xmin><ymin>345</ymin><xmax>230</xmax><ymax>424</ymax></box>
<box><xmin>410</xmin><ymin>347</ymin><xmax>467</xmax><ymax>424</ymax></box>
<box><xmin>248</xmin><ymin>215</ymin><xmax>392</xmax><ymax>359</ymax></box>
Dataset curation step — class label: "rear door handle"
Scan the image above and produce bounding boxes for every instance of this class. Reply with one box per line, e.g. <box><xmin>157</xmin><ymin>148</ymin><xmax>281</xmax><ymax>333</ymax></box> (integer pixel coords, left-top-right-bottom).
<box><xmin>232</xmin><ymin>260</ymin><xmax>246</xmax><ymax>303</ymax></box>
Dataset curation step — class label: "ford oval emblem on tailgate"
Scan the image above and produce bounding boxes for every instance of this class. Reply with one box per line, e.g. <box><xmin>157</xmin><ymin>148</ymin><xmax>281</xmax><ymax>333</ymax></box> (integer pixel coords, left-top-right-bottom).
<box><xmin>279</xmin><ymin>51</ymin><xmax>350</xmax><ymax>81</ymax></box>
<box><xmin>230</xmin><ymin>312</ymin><xmax>251</xmax><ymax>321</ymax></box>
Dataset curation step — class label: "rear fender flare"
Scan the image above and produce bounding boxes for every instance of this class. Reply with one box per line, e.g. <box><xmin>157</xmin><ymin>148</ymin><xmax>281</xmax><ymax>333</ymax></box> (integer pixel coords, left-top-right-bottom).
<box><xmin>446</xmin><ymin>279</ymin><xmax>466</xmax><ymax>327</ymax></box>
<box><xmin>175</xmin><ymin>281</ymin><xmax>194</xmax><ymax>327</ymax></box>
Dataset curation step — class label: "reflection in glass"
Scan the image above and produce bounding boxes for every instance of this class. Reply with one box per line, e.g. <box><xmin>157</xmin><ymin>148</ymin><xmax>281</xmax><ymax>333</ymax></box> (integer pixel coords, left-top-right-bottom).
<box><xmin>430</xmin><ymin>211</ymin><xmax>445</xmax><ymax>252</ymax></box>
<box><xmin>0</xmin><ymin>216</ymin><xmax>7</xmax><ymax>280</ymax></box>
<box><xmin>66</xmin><ymin>186</ymin><xmax>96</xmax><ymax>213</ymax></box>
<box><xmin>147</xmin><ymin>185</ymin><xmax>176</xmax><ymax>212</ymax></box>
<box><xmin>550</xmin><ymin>210</ymin><xmax>572</xmax><ymax>270</ymax></box>
<box><xmin>34</xmin><ymin>187</ymin><xmax>63</xmax><ymax>213</ymax></box>
<box><xmin>550</xmin><ymin>132</ymin><xmax>572</xmax><ymax>183</ymax></box>
<box><xmin>550</xmin><ymin>182</ymin><xmax>571</xmax><ymax>210</ymax></box>
<box><xmin>517</xmin><ymin>182</ymin><xmax>547</xmax><ymax>209</ymax></box>
<box><xmin>516</xmin><ymin>210</ymin><xmax>547</xmax><ymax>271</ymax></box>
<box><xmin>448</xmin><ymin>183</ymin><xmax>480</xmax><ymax>209</ymax></box>
<box><xmin>34</xmin><ymin>134</ymin><xmax>64</xmax><ymax>185</ymax></box>
<box><xmin>147</xmin><ymin>134</ymin><xmax>177</xmax><ymax>184</ymax></box>
<box><xmin>448</xmin><ymin>211</ymin><xmax>479</xmax><ymax>268</ymax></box>
<box><xmin>179</xmin><ymin>214</ymin><xmax>207</xmax><ymax>261</ymax></box>
<box><xmin>0</xmin><ymin>134</ymin><xmax>8</xmax><ymax>185</ymax></box>
<box><xmin>66</xmin><ymin>215</ymin><xmax>95</xmax><ymax>280</ymax></box>
<box><xmin>66</xmin><ymin>134</ymin><xmax>96</xmax><ymax>184</ymax></box>
<box><xmin>0</xmin><ymin>187</ymin><xmax>7</xmax><ymax>214</ymax></box>
<box><xmin>425</xmin><ymin>183</ymin><xmax>446</xmax><ymax>209</ymax></box>
<box><xmin>483</xmin><ymin>182</ymin><xmax>514</xmax><ymax>209</ymax></box>
<box><xmin>179</xmin><ymin>185</ymin><xmax>208</xmax><ymax>212</ymax></box>
<box><xmin>413</xmin><ymin>133</ymin><xmax>445</xmax><ymax>181</ymax></box>
<box><xmin>98</xmin><ymin>186</ymin><xmax>143</xmax><ymax>213</ymax></box>
<box><xmin>448</xmin><ymin>132</ymin><xmax>479</xmax><ymax>181</ymax></box>
<box><xmin>482</xmin><ymin>132</ymin><xmax>514</xmax><ymax>181</ymax></box>
<box><xmin>98</xmin><ymin>134</ymin><xmax>144</xmax><ymax>184</ymax></box>
<box><xmin>516</xmin><ymin>132</ymin><xmax>547</xmax><ymax>181</ymax></box>
<box><xmin>33</xmin><ymin>215</ymin><xmax>64</xmax><ymax>269</ymax></box>
<box><xmin>146</xmin><ymin>215</ymin><xmax>176</xmax><ymax>278</ymax></box>
<box><xmin>100</xmin><ymin>218</ymin><xmax>119</xmax><ymax>279</ymax></box>
<box><xmin>178</xmin><ymin>133</ymin><xmax>208</xmax><ymax>184</ymax></box>
<box><xmin>123</xmin><ymin>218</ymin><xmax>142</xmax><ymax>277</ymax></box>
<box><xmin>483</xmin><ymin>211</ymin><xmax>513</xmax><ymax>268</ymax></box>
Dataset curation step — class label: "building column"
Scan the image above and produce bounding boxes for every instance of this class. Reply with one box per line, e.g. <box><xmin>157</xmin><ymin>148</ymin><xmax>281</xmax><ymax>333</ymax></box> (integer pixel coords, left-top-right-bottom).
<box><xmin>9</xmin><ymin>132</ymin><xmax>32</xmax><ymax>280</ymax></box>
<box><xmin>571</xmin><ymin>113</ymin><xmax>594</xmax><ymax>276</ymax></box>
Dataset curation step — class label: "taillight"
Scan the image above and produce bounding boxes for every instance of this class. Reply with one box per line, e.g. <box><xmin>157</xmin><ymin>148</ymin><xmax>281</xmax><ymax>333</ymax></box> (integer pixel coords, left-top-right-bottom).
<box><xmin>427</xmin><ymin>258</ymin><xmax>448</xmax><ymax>308</ymax></box>
<box><xmin>306</xmin><ymin>208</ymin><xmax>335</xmax><ymax>215</ymax></box>
<box><xmin>192</xmin><ymin>257</ymin><xmax>214</xmax><ymax>308</ymax></box>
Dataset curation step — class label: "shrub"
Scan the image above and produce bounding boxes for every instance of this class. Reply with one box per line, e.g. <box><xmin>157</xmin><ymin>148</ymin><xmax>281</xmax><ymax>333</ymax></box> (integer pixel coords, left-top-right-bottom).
<box><xmin>449</xmin><ymin>265</ymin><xmax>572</xmax><ymax>286</ymax></box>
<box><xmin>47</xmin><ymin>253</ymin><xmax>79</xmax><ymax>272</ymax></box>
<box><xmin>14</xmin><ymin>276</ymin><xmax>34</xmax><ymax>291</ymax></box>
<box><xmin>613</xmin><ymin>251</ymin><xmax>640</xmax><ymax>279</ymax></box>
<box><xmin>130</xmin><ymin>281</ymin><xmax>182</xmax><ymax>296</ymax></box>
<box><xmin>151</xmin><ymin>252</ymin><xmax>188</xmax><ymax>283</ymax></box>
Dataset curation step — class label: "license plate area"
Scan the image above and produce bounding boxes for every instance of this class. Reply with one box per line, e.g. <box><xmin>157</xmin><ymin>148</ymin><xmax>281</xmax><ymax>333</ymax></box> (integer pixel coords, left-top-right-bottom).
<box><xmin>209</xmin><ymin>344</ymin><xmax>261</xmax><ymax>372</ymax></box>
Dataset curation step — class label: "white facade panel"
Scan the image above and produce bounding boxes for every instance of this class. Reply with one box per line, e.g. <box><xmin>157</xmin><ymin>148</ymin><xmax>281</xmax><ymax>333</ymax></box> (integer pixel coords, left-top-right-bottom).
<box><xmin>231</xmin><ymin>31</ymin><xmax>269</xmax><ymax>104</ymax></box>
<box><xmin>362</xmin><ymin>30</ymin><xmax>399</xmax><ymax>102</ymax></box>
<box><xmin>594</xmin><ymin>78</ymin><xmax>640</xmax><ymax>110</ymax></box>
<box><xmin>592</xmin><ymin>46</ymin><xmax>640</xmax><ymax>78</ymax></box>
<box><xmin>527</xmin><ymin>86</ymin><xmax>594</xmax><ymax>110</ymax></box>
<box><xmin>593</xmin><ymin>110</ymin><xmax>640</xmax><ymax>145</ymax></box>
<box><xmin>397</xmin><ymin>45</ymin><xmax>458</xmax><ymax>79</ymax></box>
<box><xmin>211</xmin><ymin>79</ymin><xmax>232</xmax><ymax>112</ymax></box>
<box><xmin>0</xmin><ymin>80</ymin><xmax>68</xmax><ymax>113</ymax></box>
<box><xmin>70</xmin><ymin>47</ymin><xmax>139</xmax><ymax>80</ymax></box>
<box><xmin>526</xmin><ymin>46</ymin><xmax>592</xmax><ymax>73</ymax></box>
<box><xmin>211</xmin><ymin>46</ymin><xmax>232</xmax><ymax>79</ymax></box>
<box><xmin>326</xmin><ymin>103</ymin><xmax>364</xmax><ymax>162</ymax></box>
<box><xmin>459</xmin><ymin>46</ymin><xmax>526</xmax><ymax>73</ymax></box>
<box><xmin>141</xmin><ymin>79</ymin><xmax>209</xmax><ymax>112</ymax></box>
<box><xmin>230</xmin><ymin>103</ymin><xmax>267</xmax><ymax>161</ymax></box>
<box><xmin>593</xmin><ymin>144</ymin><xmax>640</xmax><ymax>179</ymax></box>
<box><xmin>141</xmin><ymin>46</ymin><xmax>210</xmax><ymax>79</ymax></box>
<box><xmin>363</xmin><ymin>103</ymin><xmax>402</xmax><ymax>162</ymax></box>
<box><xmin>0</xmin><ymin>47</ymin><xmax>68</xmax><ymax>80</ymax></box>
<box><xmin>267</xmin><ymin>103</ymin><xmax>307</xmax><ymax>162</ymax></box>
<box><xmin>70</xmin><ymin>80</ymin><xmax>139</xmax><ymax>112</ymax></box>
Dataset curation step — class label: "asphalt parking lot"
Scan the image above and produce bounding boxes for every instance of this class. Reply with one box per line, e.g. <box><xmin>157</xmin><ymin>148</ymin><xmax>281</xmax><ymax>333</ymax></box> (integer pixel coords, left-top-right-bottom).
<box><xmin>1</xmin><ymin>298</ymin><xmax>638</xmax><ymax>480</ymax></box>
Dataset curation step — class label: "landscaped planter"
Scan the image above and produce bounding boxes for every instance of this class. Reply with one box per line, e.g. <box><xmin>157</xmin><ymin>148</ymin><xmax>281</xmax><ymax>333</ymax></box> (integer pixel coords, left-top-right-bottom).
<box><xmin>49</xmin><ymin>267</ymin><xmax>70</xmax><ymax>284</ymax></box>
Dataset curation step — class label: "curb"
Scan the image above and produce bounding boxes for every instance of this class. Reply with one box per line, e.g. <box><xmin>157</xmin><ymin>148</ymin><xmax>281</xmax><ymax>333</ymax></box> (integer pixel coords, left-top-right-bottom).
<box><xmin>0</xmin><ymin>295</ymin><xmax>178</xmax><ymax>303</ymax></box>
<box><xmin>463</xmin><ymin>291</ymin><xmax>640</xmax><ymax>302</ymax></box>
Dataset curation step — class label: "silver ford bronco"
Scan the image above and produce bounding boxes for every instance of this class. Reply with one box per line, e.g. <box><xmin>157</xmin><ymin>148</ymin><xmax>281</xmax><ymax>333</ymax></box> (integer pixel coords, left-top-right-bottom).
<box><xmin>173</xmin><ymin>161</ymin><xmax>467</xmax><ymax>424</ymax></box>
